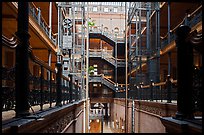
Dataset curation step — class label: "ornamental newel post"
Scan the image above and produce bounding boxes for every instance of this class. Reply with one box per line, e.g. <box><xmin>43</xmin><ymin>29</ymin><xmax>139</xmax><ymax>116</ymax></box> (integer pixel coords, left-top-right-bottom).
<box><xmin>175</xmin><ymin>25</ymin><xmax>194</xmax><ymax>119</ymax></box>
<box><xmin>166</xmin><ymin>75</ymin><xmax>172</xmax><ymax>103</ymax></box>
<box><xmin>56</xmin><ymin>48</ymin><xmax>63</xmax><ymax>106</ymax></box>
<box><xmin>150</xmin><ymin>80</ymin><xmax>154</xmax><ymax>101</ymax></box>
<box><xmin>15</xmin><ymin>2</ymin><xmax>30</xmax><ymax>117</ymax></box>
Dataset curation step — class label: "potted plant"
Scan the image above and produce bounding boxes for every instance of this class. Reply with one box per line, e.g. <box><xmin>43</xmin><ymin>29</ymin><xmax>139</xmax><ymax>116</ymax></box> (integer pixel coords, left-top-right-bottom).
<box><xmin>88</xmin><ymin>21</ymin><xmax>95</xmax><ymax>32</ymax></box>
<box><xmin>88</xmin><ymin>66</ymin><xmax>94</xmax><ymax>76</ymax></box>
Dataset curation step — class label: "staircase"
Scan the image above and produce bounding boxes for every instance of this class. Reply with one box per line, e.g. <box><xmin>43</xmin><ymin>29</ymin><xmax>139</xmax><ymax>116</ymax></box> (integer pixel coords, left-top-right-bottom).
<box><xmin>101</xmin><ymin>76</ymin><xmax>115</xmax><ymax>90</ymax></box>
<box><xmin>89</xmin><ymin>74</ymin><xmax>115</xmax><ymax>91</ymax></box>
<box><xmin>89</xmin><ymin>74</ymin><xmax>125</xmax><ymax>92</ymax></box>
<box><xmin>89</xmin><ymin>49</ymin><xmax>125</xmax><ymax>67</ymax></box>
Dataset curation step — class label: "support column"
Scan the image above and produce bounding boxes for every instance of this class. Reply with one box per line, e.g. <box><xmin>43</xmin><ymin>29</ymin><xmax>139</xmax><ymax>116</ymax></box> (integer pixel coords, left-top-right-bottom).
<box><xmin>124</xmin><ymin>2</ymin><xmax>128</xmax><ymax>133</ymax></box>
<box><xmin>139</xmin><ymin>4</ymin><xmax>142</xmax><ymax>76</ymax></box>
<box><xmin>15</xmin><ymin>2</ymin><xmax>30</xmax><ymax>117</ymax></box>
<box><xmin>49</xmin><ymin>72</ymin><xmax>52</xmax><ymax>108</ymax></box>
<box><xmin>115</xmin><ymin>42</ymin><xmax>117</xmax><ymax>83</ymax></box>
<box><xmin>132</xmin><ymin>99</ymin><xmax>135</xmax><ymax>133</ymax></box>
<box><xmin>156</xmin><ymin>2</ymin><xmax>161</xmax><ymax>84</ymax></box>
<box><xmin>150</xmin><ymin>80</ymin><xmax>153</xmax><ymax>101</ymax></box>
<box><xmin>49</xmin><ymin>2</ymin><xmax>52</xmax><ymax>38</ymax></box>
<box><xmin>167</xmin><ymin>2</ymin><xmax>171</xmax><ymax>44</ymax></box>
<box><xmin>167</xmin><ymin>52</ymin><xmax>171</xmax><ymax>75</ymax></box>
<box><xmin>56</xmin><ymin>63</ymin><xmax>62</xmax><ymax>106</ymax></box>
<box><xmin>175</xmin><ymin>25</ymin><xmax>194</xmax><ymax>119</ymax></box>
<box><xmin>69</xmin><ymin>74</ymin><xmax>73</xmax><ymax>102</ymax></box>
<box><xmin>146</xmin><ymin>2</ymin><xmax>151</xmax><ymax>83</ymax></box>
<box><xmin>40</xmin><ymin>66</ymin><xmax>44</xmax><ymax>111</ymax></box>
<box><xmin>75</xmin><ymin>80</ymin><xmax>79</xmax><ymax>101</ymax></box>
<box><xmin>48</xmin><ymin>50</ymin><xmax>52</xmax><ymax>107</ymax></box>
<box><xmin>166</xmin><ymin>75</ymin><xmax>172</xmax><ymax>103</ymax></box>
<box><xmin>105</xmin><ymin>103</ymin><xmax>108</xmax><ymax>119</ymax></box>
<box><xmin>57</xmin><ymin>6</ymin><xmax>60</xmax><ymax>47</ymax></box>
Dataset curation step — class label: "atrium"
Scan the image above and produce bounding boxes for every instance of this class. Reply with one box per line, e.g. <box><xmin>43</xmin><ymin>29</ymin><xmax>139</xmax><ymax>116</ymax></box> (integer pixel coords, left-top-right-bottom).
<box><xmin>2</xmin><ymin>2</ymin><xmax>202</xmax><ymax>133</ymax></box>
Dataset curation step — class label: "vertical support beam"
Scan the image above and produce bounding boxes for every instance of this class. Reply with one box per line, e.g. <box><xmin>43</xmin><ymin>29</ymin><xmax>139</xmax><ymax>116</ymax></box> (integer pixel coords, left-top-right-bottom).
<box><xmin>135</xmin><ymin>7</ymin><xmax>138</xmax><ymax>57</ymax></box>
<box><xmin>156</xmin><ymin>2</ymin><xmax>161</xmax><ymax>83</ymax></box>
<box><xmin>146</xmin><ymin>3</ymin><xmax>150</xmax><ymax>52</ymax></box>
<box><xmin>81</xmin><ymin>2</ymin><xmax>85</xmax><ymax>100</ymax></box>
<box><xmin>139</xmin><ymin>3</ymin><xmax>142</xmax><ymax>77</ymax></box>
<box><xmin>105</xmin><ymin>103</ymin><xmax>108</xmax><ymax>119</ymax></box>
<box><xmin>57</xmin><ymin>6</ymin><xmax>60</xmax><ymax>46</ymax></box>
<box><xmin>85</xmin><ymin>4</ymin><xmax>90</xmax><ymax>132</ymax></box>
<box><xmin>15</xmin><ymin>2</ymin><xmax>30</xmax><ymax>117</ymax></box>
<box><xmin>62</xmin><ymin>79</ymin><xmax>64</xmax><ymax>105</ymax></box>
<box><xmin>48</xmin><ymin>50</ymin><xmax>52</xmax><ymax>107</ymax></box>
<box><xmin>150</xmin><ymin>80</ymin><xmax>153</xmax><ymax>101</ymax></box>
<box><xmin>157</xmin><ymin>3</ymin><xmax>160</xmax><ymax>50</ymax></box>
<box><xmin>115</xmin><ymin>42</ymin><xmax>117</xmax><ymax>83</ymax></box>
<box><xmin>49</xmin><ymin>72</ymin><xmax>52</xmax><ymax>108</ymax></box>
<box><xmin>56</xmin><ymin>63</ymin><xmax>62</xmax><ymax>106</ymax></box>
<box><xmin>167</xmin><ymin>52</ymin><xmax>171</xmax><ymax>75</ymax></box>
<box><xmin>128</xmin><ymin>16</ymin><xmax>131</xmax><ymax>92</ymax></box>
<box><xmin>49</xmin><ymin>2</ymin><xmax>52</xmax><ymax>38</ymax></box>
<box><xmin>72</xmin><ymin>5</ymin><xmax>76</xmax><ymax>72</ymax></box>
<box><xmin>132</xmin><ymin>99</ymin><xmax>135</xmax><ymax>133</ymax></box>
<box><xmin>175</xmin><ymin>25</ymin><xmax>194</xmax><ymax>119</ymax></box>
<box><xmin>167</xmin><ymin>1</ymin><xmax>171</xmax><ymax>44</ymax></box>
<box><xmin>75</xmin><ymin>80</ymin><xmax>78</xmax><ymax>101</ymax></box>
<box><xmin>125</xmin><ymin>2</ymin><xmax>128</xmax><ymax>133</ymax></box>
<box><xmin>69</xmin><ymin>74</ymin><xmax>73</xmax><ymax>102</ymax></box>
<box><xmin>40</xmin><ymin>66</ymin><xmax>44</xmax><ymax>111</ymax></box>
<box><xmin>166</xmin><ymin>75</ymin><xmax>172</xmax><ymax>103</ymax></box>
<box><xmin>146</xmin><ymin>2</ymin><xmax>151</xmax><ymax>83</ymax></box>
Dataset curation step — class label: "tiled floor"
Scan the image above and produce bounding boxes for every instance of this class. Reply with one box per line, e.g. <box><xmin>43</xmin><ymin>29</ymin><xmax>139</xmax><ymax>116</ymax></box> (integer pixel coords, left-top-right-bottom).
<box><xmin>103</xmin><ymin>120</ymin><xmax>114</xmax><ymax>133</ymax></box>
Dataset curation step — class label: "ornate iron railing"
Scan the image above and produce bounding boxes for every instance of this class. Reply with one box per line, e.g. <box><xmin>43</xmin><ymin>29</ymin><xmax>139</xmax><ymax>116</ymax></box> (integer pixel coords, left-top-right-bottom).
<box><xmin>161</xmin><ymin>8</ymin><xmax>202</xmax><ymax>49</ymax></box>
<box><xmin>29</xmin><ymin>2</ymin><xmax>57</xmax><ymax>45</ymax></box>
<box><xmin>2</xmin><ymin>35</ymin><xmax>80</xmax><ymax>113</ymax></box>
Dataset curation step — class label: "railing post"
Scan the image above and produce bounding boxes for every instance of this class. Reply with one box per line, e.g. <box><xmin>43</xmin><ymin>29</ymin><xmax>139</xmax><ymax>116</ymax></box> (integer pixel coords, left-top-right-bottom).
<box><xmin>150</xmin><ymin>80</ymin><xmax>153</xmax><ymax>101</ymax></box>
<box><xmin>69</xmin><ymin>74</ymin><xmax>73</xmax><ymax>103</ymax></box>
<box><xmin>66</xmin><ymin>80</ymin><xmax>69</xmax><ymax>103</ymax></box>
<box><xmin>37</xmin><ymin>7</ymin><xmax>41</xmax><ymax>25</ymax></box>
<box><xmin>40</xmin><ymin>66</ymin><xmax>44</xmax><ymax>111</ymax></box>
<box><xmin>15</xmin><ymin>2</ymin><xmax>30</xmax><ymax>117</ymax></box>
<box><xmin>56</xmin><ymin>63</ymin><xmax>62</xmax><ymax>106</ymax></box>
<box><xmin>166</xmin><ymin>75</ymin><xmax>172</xmax><ymax>103</ymax></box>
<box><xmin>175</xmin><ymin>25</ymin><xmax>194</xmax><ymax>119</ymax></box>
<box><xmin>49</xmin><ymin>72</ymin><xmax>52</xmax><ymax>108</ymax></box>
<box><xmin>75</xmin><ymin>80</ymin><xmax>79</xmax><ymax>101</ymax></box>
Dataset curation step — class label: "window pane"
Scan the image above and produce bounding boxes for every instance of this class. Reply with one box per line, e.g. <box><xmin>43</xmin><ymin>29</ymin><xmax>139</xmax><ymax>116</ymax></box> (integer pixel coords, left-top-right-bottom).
<box><xmin>104</xmin><ymin>7</ymin><xmax>108</xmax><ymax>12</ymax></box>
<box><xmin>93</xmin><ymin>6</ymin><xmax>97</xmax><ymax>12</ymax></box>
<box><xmin>114</xmin><ymin>7</ymin><xmax>117</xmax><ymax>12</ymax></box>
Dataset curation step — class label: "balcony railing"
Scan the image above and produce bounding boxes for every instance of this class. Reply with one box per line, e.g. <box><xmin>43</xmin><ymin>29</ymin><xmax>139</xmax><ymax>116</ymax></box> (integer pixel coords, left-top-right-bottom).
<box><xmin>161</xmin><ymin>8</ymin><xmax>202</xmax><ymax>49</ymax></box>
<box><xmin>115</xmin><ymin>80</ymin><xmax>178</xmax><ymax>103</ymax></box>
<box><xmin>89</xmin><ymin>26</ymin><xmax>125</xmax><ymax>42</ymax></box>
<box><xmin>89</xmin><ymin>49</ymin><xmax>125</xmax><ymax>67</ymax></box>
<box><xmin>2</xmin><ymin>35</ymin><xmax>80</xmax><ymax>113</ymax></box>
<box><xmin>89</xmin><ymin>74</ymin><xmax>124</xmax><ymax>91</ymax></box>
<box><xmin>29</xmin><ymin>2</ymin><xmax>57</xmax><ymax>45</ymax></box>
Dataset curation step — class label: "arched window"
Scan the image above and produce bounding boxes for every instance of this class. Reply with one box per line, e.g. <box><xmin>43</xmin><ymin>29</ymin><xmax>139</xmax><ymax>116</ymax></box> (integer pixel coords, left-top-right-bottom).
<box><xmin>104</xmin><ymin>27</ymin><xmax>108</xmax><ymax>32</ymax></box>
<box><xmin>114</xmin><ymin>27</ymin><xmax>119</xmax><ymax>34</ymax></box>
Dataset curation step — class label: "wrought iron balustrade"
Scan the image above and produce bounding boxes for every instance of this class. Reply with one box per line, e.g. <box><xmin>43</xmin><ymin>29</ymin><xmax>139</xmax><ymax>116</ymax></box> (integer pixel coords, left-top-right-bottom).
<box><xmin>29</xmin><ymin>2</ymin><xmax>57</xmax><ymax>45</ymax></box>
